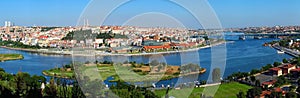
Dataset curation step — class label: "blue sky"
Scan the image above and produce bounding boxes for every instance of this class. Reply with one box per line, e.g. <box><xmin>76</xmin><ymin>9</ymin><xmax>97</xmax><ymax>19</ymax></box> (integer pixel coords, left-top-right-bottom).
<box><xmin>1</xmin><ymin>0</ymin><xmax>300</xmax><ymax>28</ymax></box>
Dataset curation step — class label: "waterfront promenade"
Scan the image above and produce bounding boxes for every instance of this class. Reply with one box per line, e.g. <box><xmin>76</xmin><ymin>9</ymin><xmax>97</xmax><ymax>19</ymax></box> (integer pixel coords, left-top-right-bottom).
<box><xmin>272</xmin><ymin>45</ymin><xmax>300</xmax><ymax>57</ymax></box>
<box><xmin>0</xmin><ymin>41</ymin><xmax>225</xmax><ymax>57</ymax></box>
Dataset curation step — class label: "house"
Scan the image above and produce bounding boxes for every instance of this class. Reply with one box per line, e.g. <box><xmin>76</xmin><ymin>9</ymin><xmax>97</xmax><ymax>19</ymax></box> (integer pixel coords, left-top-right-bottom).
<box><xmin>280</xmin><ymin>64</ymin><xmax>296</xmax><ymax>75</ymax></box>
<box><xmin>262</xmin><ymin>80</ymin><xmax>276</xmax><ymax>88</ymax></box>
<box><xmin>143</xmin><ymin>45</ymin><xmax>170</xmax><ymax>52</ymax></box>
<box><xmin>290</xmin><ymin>68</ymin><xmax>300</xmax><ymax>78</ymax></box>
<box><xmin>260</xmin><ymin>91</ymin><xmax>272</xmax><ymax>98</ymax></box>
<box><xmin>269</xmin><ymin>67</ymin><xmax>282</xmax><ymax>76</ymax></box>
<box><xmin>260</xmin><ymin>88</ymin><xmax>287</xmax><ymax>98</ymax></box>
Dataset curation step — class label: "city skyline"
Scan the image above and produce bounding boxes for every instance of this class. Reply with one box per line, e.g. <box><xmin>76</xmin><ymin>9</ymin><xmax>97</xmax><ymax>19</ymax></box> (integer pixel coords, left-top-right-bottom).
<box><xmin>1</xmin><ymin>0</ymin><xmax>300</xmax><ymax>28</ymax></box>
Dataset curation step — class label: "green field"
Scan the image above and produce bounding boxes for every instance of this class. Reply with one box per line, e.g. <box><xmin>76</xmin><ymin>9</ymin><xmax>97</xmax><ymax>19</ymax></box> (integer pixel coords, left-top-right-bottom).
<box><xmin>0</xmin><ymin>54</ymin><xmax>24</xmax><ymax>62</ymax></box>
<box><xmin>43</xmin><ymin>68</ymin><xmax>74</xmax><ymax>78</ymax></box>
<box><xmin>43</xmin><ymin>63</ymin><xmax>205</xmax><ymax>82</ymax></box>
<box><xmin>154</xmin><ymin>82</ymin><xmax>252</xmax><ymax>98</ymax></box>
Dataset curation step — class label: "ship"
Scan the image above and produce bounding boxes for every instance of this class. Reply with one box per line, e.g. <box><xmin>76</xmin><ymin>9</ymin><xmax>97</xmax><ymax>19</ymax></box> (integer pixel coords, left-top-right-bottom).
<box><xmin>277</xmin><ymin>50</ymin><xmax>285</xmax><ymax>54</ymax></box>
<box><xmin>254</xmin><ymin>36</ymin><xmax>262</xmax><ymax>39</ymax></box>
<box><xmin>239</xmin><ymin>36</ymin><xmax>246</xmax><ymax>40</ymax></box>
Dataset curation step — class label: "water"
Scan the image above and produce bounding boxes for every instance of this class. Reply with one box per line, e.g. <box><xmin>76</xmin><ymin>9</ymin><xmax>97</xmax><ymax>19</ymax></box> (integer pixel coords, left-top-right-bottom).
<box><xmin>0</xmin><ymin>38</ymin><xmax>293</xmax><ymax>86</ymax></box>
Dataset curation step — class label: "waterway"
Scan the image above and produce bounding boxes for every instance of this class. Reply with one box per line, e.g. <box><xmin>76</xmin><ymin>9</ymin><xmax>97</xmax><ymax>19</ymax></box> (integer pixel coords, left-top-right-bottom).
<box><xmin>0</xmin><ymin>38</ymin><xmax>293</xmax><ymax>86</ymax></box>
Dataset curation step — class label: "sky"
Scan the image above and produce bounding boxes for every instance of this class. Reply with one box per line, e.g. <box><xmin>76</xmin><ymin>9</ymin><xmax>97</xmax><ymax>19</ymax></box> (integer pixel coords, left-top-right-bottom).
<box><xmin>1</xmin><ymin>0</ymin><xmax>300</xmax><ymax>28</ymax></box>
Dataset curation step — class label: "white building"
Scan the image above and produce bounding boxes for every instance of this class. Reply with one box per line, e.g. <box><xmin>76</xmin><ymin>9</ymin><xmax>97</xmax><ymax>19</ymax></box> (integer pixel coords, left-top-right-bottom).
<box><xmin>4</xmin><ymin>21</ymin><xmax>12</xmax><ymax>27</ymax></box>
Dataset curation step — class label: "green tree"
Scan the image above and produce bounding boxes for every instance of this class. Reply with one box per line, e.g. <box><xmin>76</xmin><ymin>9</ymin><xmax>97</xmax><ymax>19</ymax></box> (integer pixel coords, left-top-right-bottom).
<box><xmin>44</xmin><ymin>78</ymin><xmax>57</xmax><ymax>97</ymax></box>
<box><xmin>246</xmin><ymin>87</ymin><xmax>262</xmax><ymax>98</ymax></box>
<box><xmin>282</xmin><ymin>58</ymin><xmax>289</xmax><ymax>63</ymax></box>
<box><xmin>15</xmin><ymin>72</ymin><xmax>31</xmax><ymax>97</ymax></box>
<box><xmin>255</xmin><ymin>80</ymin><xmax>261</xmax><ymax>87</ymax></box>
<box><xmin>296</xmin><ymin>87</ymin><xmax>300</xmax><ymax>93</ymax></box>
<box><xmin>236</xmin><ymin>90</ymin><xmax>245</xmax><ymax>98</ymax></box>
<box><xmin>250</xmin><ymin>76</ymin><xmax>256</xmax><ymax>83</ymax></box>
<box><xmin>273</xmin><ymin>62</ymin><xmax>282</xmax><ymax>67</ymax></box>
<box><xmin>286</xmin><ymin>92</ymin><xmax>297</xmax><ymax>98</ymax></box>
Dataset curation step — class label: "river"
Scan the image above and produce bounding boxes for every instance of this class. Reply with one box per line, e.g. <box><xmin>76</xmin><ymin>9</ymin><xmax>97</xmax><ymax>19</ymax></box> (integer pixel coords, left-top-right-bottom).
<box><xmin>0</xmin><ymin>38</ymin><xmax>293</xmax><ymax>86</ymax></box>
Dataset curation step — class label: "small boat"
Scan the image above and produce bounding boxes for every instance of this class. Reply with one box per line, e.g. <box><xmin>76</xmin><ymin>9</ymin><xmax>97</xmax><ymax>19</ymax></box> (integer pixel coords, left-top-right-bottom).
<box><xmin>277</xmin><ymin>50</ymin><xmax>285</xmax><ymax>54</ymax></box>
<box><xmin>254</xmin><ymin>36</ymin><xmax>262</xmax><ymax>39</ymax></box>
<box><xmin>239</xmin><ymin>36</ymin><xmax>246</xmax><ymax>40</ymax></box>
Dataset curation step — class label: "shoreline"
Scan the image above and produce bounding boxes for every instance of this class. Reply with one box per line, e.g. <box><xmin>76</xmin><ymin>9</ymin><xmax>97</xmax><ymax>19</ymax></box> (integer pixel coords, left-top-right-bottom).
<box><xmin>0</xmin><ymin>41</ymin><xmax>226</xmax><ymax>57</ymax></box>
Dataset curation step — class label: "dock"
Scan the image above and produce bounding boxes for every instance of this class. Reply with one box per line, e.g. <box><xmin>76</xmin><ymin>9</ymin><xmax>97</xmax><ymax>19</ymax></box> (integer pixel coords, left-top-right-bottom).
<box><xmin>272</xmin><ymin>45</ymin><xmax>300</xmax><ymax>57</ymax></box>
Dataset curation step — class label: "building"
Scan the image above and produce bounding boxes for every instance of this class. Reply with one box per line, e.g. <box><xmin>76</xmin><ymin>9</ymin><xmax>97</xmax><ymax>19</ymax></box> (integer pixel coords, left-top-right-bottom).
<box><xmin>260</xmin><ymin>91</ymin><xmax>272</xmax><ymax>98</ymax></box>
<box><xmin>143</xmin><ymin>45</ymin><xmax>170</xmax><ymax>52</ymax></box>
<box><xmin>4</xmin><ymin>21</ymin><xmax>12</xmax><ymax>27</ymax></box>
<box><xmin>280</xmin><ymin>64</ymin><xmax>296</xmax><ymax>75</ymax></box>
<box><xmin>269</xmin><ymin>67</ymin><xmax>282</xmax><ymax>76</ymax></box>
<box><xmin>290</xmin><ymin>68</ymin><xmax>300</xmax><ymax>78</ymax></box>
<box><xmin>261</xmin><ymin>80</ymin><xmax>276</xmax><ymax>88</ymax></box>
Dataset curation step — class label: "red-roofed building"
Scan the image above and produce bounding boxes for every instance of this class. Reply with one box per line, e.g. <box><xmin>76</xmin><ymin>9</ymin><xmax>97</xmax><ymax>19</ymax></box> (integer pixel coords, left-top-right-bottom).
<box><xmin>269</xmin><ymin>67</ymin><xmax>282</xmax><ymax>76</ymax></box>
<box><xmin>143</xmin><ymin>45</ymin><xmax>171</xmax><ymax>52</ymax></box>
<box><xmin>260</xmin><ymin>91</ymin><xmax>271</xmax><ymax>98</ymax></box>
<box><xmin>290</xmin><ymin>68</ymin><xmax>300</xmax><ymax>78</ymax></box>
<box><xmin>39</xmin><ymin>35</ymin><xmax>48</xmax><ymax>40</ymax></box>
<box><xmin>280</xmin><ymin>64</ymin><xmax>296</xmax><ymax>75</ymax></box>
<box><xmin>274</xmin><ymin>87</ymin><xmax>282</xmax><ymax>93</ymax></box>
<box><xmin>262</xmin><ymin>80</ymin><xmax>276</xmax><ymax>88</ymax></box>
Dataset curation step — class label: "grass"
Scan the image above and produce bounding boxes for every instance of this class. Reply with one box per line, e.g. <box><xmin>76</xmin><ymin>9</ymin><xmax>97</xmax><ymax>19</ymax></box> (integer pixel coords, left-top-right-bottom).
<box><xmin>0</xmin><ymin>54</ymin><xmax>24</xmax><ymax>62</ymax></box>
<box><xmin>42</xmin><ymin>63</ymin><xmax>206</xmax><ymax>82</ymax></box>
<box><xmin>154</xmin><ymin>82</ymin><xmax>252</xmax><ymax>98</ymax></box>
<box><xmin>43</xmin><ymin>68</ymin><xmax>74</xmax><ymax>78</ymax></box>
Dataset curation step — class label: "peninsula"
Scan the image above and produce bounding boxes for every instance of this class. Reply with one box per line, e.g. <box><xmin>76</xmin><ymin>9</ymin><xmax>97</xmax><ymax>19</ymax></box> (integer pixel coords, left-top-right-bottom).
<box><xmin>0</xmin><ymin>54</ymin><xmax>24</xmax><ymax>62</ymax></box>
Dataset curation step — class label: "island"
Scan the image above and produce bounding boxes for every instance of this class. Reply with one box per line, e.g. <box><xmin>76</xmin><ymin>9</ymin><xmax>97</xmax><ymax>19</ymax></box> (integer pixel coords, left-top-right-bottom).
<box><xmin>42</xmin><ymin>61</ymin><xmax>206</xmax><ymax>82</ymax></box>
<box><xmin>0</xmin><ymin>54</ymin><xmax>24</xmax><ymax>62</ymax></box>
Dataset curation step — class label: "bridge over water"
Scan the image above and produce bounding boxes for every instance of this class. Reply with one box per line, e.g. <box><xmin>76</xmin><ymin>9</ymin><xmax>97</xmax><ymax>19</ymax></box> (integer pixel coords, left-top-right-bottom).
<box><xmin>225</xmin><ymin>32</ymin><xmax>300</xmax><ymax>40</ymax></box>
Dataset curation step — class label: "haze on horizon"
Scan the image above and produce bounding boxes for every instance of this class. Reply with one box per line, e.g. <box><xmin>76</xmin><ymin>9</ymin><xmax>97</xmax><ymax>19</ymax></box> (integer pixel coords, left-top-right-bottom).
<box><xmin>1</xmin><ymin>0</ymin><xmax>300</xmax><ymax>29</ymax></box>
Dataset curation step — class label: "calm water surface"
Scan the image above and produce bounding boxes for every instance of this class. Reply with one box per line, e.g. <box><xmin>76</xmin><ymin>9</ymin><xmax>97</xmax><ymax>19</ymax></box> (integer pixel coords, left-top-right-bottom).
<box><xmin>0</xmin><ymin>38</ymin><xmax>293</xmax><ymax>86</ymax></box>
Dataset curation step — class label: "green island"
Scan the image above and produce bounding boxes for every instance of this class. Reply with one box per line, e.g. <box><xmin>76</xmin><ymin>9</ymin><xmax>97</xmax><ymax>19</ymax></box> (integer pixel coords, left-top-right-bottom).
<box><xmin>42</xmin><ymin>61</ymin><xmax>206</xmax><ymax>82</ymax></box>
<box><xmin>154</xmin><ymin>82</ymin><xmax>252</xmax><ymax>98</ymax></box>
<box><xmin>0</xmin><ymin>54</ymin><xmax>24</xmax><ymax>62</ymax></box>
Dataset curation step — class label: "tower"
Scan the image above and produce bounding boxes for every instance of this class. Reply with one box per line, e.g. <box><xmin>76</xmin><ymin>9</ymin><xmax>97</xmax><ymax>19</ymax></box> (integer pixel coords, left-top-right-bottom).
<box><xmin>83</xmin><ymin>19</ymin><xmax>89</xmax><ymax>27</ymax></box>
<box><xmin>4</xmin><ymin>21</ymin><xmax>8</xmax><ymax>27</ymax></box>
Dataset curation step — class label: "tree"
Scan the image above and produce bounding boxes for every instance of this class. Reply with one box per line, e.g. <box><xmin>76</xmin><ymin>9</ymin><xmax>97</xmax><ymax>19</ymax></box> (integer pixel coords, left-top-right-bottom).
<box><xmin>296</xmin><ymin>87</ymin><xmax>300</xmax><ymax>93</ymax></box>
<box><xmin>246</xmin><ymin>87</ymin><xmax>262</xmax><ymax>98</ymax></box>
<box><xmin>297</xmin><ymin>79</ymin><xmax>300</xmax><ymax>86</ymax></box>
<box><xmin>72</xmin><ymin>82</ymin><xmax>85</xmax><ymax>98</ymax></box>
<box><xmin>15</xmin><ymin>72</ymin><xmax>31</xmax><ymax>97</ymax></box>
<box><xmin>212</xmin><ymin>68</ymin><xmax>221</xmax><ymax>83</ymax></box>
<box><xmin>255</xmin><ymin>80</ymin><xmax>261</xmax><ymax>87</ymax></box>
<box><xmin>285</xmin><ymin>92</ymin><xmax>297</xmax><ymax>98</ymax></box>
<box><xmin>44</xmin><ymin>78</ymin><xmax>57</xmax><ymax>97</ymax></box>
<box><xmin>0</xmin><ymin>68</ymin><xmax>4</xmax><ymax>72</ymax></box>
<box><xmin>273</xmin><ymin>62</ymin><xmax>282</xmax><ymax>67</ymax></box>
<box><xmin>270</xmin><ymin>91</ymin><xmax>282</xmax><ymax>98</ymax></box>
<box><xmin>250</xmin><ymin>69</ymin><xmax>260</xmax><ymax>75</ymax></box>
<box><xmin>236</xmin><ymin>90</ymin><xmax>245</xmax><ymax>98</ymax></box>
<box><xmin>262</xmin><ymin>64</ymin><xmax>273</xmax><ymax>71</ymax></box>
<box><xmin>283</xmin><ymin>58</ymin><xmax>289</xmax><ymax>63</ymax></box>
<box><xmin>289</xmin><ymin>85</ymin><xmax>296</xmax><ymax>91</ymax></box>
<box><xmin>250</xmin><ymin>76</ymin><xmax>256</xmax><ymax>83</ymax></box>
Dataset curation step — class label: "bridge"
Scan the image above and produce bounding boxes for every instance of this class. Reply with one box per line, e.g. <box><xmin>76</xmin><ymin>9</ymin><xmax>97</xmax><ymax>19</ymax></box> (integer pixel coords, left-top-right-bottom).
<box><xmin>193</xmin><ymin>32</ymin><xmax>300</xmax><ymax>40</ymax></box>
<box><xmin>225</xmin><ymin>33</ymin><xmax>300</xmax><ymax>39</ymax></box>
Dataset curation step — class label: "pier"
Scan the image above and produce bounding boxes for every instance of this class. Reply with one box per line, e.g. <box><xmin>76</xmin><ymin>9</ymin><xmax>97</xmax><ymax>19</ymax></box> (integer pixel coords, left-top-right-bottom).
<box><xmin>226</xmin><ymin>33</ymin><xmax>300</xmax><ymax>40</ymax></box>
<box><xmin>272</xmin><ymin>45</ymin><xmax>300</xmax><ymax>57</ymax></box>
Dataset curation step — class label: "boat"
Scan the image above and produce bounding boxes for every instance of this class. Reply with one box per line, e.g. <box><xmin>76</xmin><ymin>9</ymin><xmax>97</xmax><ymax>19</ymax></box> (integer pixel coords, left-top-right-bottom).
<box><xmin>239</xmin><ymin>36</ymin><xmax>246</xmax><ymax>40</ymax></box>
<box><xmin>254</xmin><ymin>36</ymin><xmax>262</xmax><ymax>39</ymax></box>
<box><xmin>277</xmin><ymin>50</ymin><xmax>285</xmax><ymax>54</ymax></box>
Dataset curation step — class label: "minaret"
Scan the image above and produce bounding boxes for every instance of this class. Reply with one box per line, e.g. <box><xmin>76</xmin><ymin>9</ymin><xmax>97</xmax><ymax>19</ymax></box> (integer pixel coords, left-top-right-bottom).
<box><xmin>83</xmin><ymin>19</ymin><xmax>86</xmax><ymax>27</ymax></box>
<box><xmin>86</xmin><ymin>19</ymin><xmax>89</xmax><ymax>27</ymax></box>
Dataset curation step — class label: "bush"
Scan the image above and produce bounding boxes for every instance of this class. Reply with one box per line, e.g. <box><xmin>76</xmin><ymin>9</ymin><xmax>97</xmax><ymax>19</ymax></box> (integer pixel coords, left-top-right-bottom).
<box><xmin>133</xmin><ymin>69</ymin><xmax>142</xmax><ymax>72</ymax></box>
